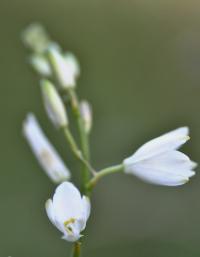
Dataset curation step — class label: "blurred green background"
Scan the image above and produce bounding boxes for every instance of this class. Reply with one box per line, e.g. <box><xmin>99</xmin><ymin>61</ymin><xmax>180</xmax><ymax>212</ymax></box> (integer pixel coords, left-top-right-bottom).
<box><xmin>1</xmin><ymin>0</ymin><xmax>200</xmax><ymax>256</ymax></box>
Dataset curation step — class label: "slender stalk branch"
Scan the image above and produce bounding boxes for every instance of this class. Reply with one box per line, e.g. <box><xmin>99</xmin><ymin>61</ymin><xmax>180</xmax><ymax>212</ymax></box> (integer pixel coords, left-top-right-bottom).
<box><xmin>87</xmin><ymin>164</ymin><xmax>124</xmax><ymax>191</ymax></box>
<box><xmin>67</xmin><ymin>89</ymin><xmax>91</xmax><ymax>192</ymax></box>
<box><xmin>71</xmin><ymin>241</ymin><xmax>81</xmax><ymax>257</ymax></box>
<box><xmin>62</xmin><ymin>126</ymin><xmax>95</xmax><ymax>175</ymax></box>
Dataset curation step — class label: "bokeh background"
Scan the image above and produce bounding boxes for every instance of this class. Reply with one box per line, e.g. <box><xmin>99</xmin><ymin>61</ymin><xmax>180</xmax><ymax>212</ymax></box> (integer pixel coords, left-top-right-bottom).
<box><xmin>1</xmin><ymin>0</ymin><xmax>200</xmax><ymax>256</ymax></box>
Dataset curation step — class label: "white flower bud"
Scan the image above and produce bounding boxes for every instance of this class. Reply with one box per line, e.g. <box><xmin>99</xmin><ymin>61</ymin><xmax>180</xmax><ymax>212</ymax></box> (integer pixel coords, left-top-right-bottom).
<box><xmin>80</xmin><ymin>100</ymin><xmax>92</xmax><ymax>133</ymax></box>
<box><xmin>64</xmin><ymin>52</ymin><xmax>80</xmax><ymax>78</ymax></box>
<box><xmin>41</xmin><ymin>79</ymin><xmax>68</xmax><ymax>128</ymax></box>
<box><xmin>46</xmin><ymin>182</ymin><xmax>91</xmax><ymax>242</ymax></box>
<box><xmin>22</xmin><ymin>23</ymin><xmax>50</xmax><ymax>53</ymax></box>
<box><xmin>123</xmin><ymin>127</ymin><xmax>197</xmax><ymax>186</ymax></box>
<box><xmin>47</xmin><ymin>44</ymin><xmax>76</xmax><ymax>89</ymax></box>
<box><xmin>23</xmin><ymin>114</ymin><xmax>71</xmax><ymax>183</ymax></box>
<box><xmin>30</xmin><ymin>54</ymin><xmax>51</xmax><ymax>76</ymax></box>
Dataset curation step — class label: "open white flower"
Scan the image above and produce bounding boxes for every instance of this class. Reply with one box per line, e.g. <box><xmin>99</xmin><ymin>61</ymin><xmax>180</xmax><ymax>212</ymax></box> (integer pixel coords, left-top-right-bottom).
<box><xmin>123</xmin><ymin>127</ymin><xmax>197</xmax><ymax>186</ymax></box>
<box><xmin>23</xmin><ymin>114</ymin><xmax>70</xmax><ymax>183</ymax></box>
<box><xmin>46</xmin><ymin>182</ymin><xmax>91</xmax><ymax>242</ymax></box>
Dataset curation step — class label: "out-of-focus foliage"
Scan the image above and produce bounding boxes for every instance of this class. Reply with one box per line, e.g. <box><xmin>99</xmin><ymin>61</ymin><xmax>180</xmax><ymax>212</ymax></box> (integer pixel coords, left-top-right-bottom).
<box><xmin>0</xmin><ymin>0</ymin><xmax>200</xmax><ymax>256</ymax></box>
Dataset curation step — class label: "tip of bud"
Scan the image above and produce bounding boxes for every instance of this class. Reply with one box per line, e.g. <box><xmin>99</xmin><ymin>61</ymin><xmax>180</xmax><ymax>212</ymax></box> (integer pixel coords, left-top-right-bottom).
<box><xmin>80</xmin><ymin>100</ymin><xmax>92</xmax><ymax>134</ymax></box>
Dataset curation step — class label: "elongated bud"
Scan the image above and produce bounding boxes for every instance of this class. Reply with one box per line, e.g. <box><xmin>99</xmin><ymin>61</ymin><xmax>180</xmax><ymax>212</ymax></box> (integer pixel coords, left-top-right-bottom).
<box><xmin>23</xmin><ymin>114</ymin><xmax>71</xmax><ymax>183</ymax></box>
<box><xmin>30</xmin><ymin>54</ymin><xmax>51</xmax><ymax>76</ymax></box>
<box><xmin>41</xmin><ymin>79</ymin><xmax>68</xmax><ymax>128</ymax></box>
<box><xmin>47</xmin><ymin>44</ymin><xmax>76</xmax><ymax>89</ymax></box>
<box><xmin>80</xmin><ymin>100</ymin><xmax>92</xmax><ymax>134</ymax></box>
<box><xmin>22</xmin><ymin>23</ymin><xmax>50</xmax><ymax>53</ymax></box>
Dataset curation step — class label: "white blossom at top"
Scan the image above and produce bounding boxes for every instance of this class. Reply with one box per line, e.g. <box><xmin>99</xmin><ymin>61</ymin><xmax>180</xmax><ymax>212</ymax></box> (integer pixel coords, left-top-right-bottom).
<box><xmin>123</xmin><ymin>127</ymin><xmax>197</xmax><ymax>186</ymax></box>
<box><xmin>46</xmin><ymin>182</ymin><xmax>91</xmax><ymax>242</ymax></box>
<box><xmin>23</xmin><ymin>114</ymin><xmax>70</xmax><ymax>183</ymax></box>
<box><xmin>22</xmin><ymin>23</ymin><xmax>50</xmax><ymax>53</ymax></box>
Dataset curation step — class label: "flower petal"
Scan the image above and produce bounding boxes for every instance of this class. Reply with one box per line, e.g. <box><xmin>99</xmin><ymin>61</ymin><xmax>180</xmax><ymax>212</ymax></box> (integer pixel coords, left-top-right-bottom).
<box><xmin>45</xmin><ymin>199</ymin><xmax>56</xmax><ymax>225</ymax></box>
<box><xmin>126</xmin><ymin>165</ymin><xmax>189</xmax><ymax>186</ymax></box>
<box><xmin>53</xmin><ymin>182</ymin><xmax>83</xmax><ymax>223</ymax></box>
<box><xmin>124</xmin><ymin>127</ymin><xmax>189</xmax><ymax>164</ymax></box>
<box><xmin>82</xmin><ymin>196</ymin><xmax>91</xmax><ymax>221</ymax></box>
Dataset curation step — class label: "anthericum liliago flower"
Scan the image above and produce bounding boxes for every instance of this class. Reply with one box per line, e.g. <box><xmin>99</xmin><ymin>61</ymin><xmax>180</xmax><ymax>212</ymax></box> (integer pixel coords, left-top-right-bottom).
<box><xmin>46</xmin><ymin>182</ymin><xmax>91</xmax><ymax>242</ymax></box>
<box><xmin>123</xmin><ymin>127</ymin><xmax>197</xmax><ymax>186</ymax></box>
<box><xmin>23</xmin><ymin>113</ymin><xmax>70</xmax><ymax>183</ymax></box>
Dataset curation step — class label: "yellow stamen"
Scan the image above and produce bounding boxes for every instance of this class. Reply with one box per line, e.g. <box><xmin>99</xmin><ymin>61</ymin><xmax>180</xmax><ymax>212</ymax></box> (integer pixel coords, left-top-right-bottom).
<box><xmin>64</xmin><ymin>218</ymin><xmax>76</xmax><ymax>234</ymax></box>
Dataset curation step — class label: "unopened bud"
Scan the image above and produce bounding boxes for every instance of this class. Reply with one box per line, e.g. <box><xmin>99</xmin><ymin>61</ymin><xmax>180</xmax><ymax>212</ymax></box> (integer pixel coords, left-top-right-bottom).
<box><xmin>64</xmin><ymin>52</ymin><xmax>80</xmax><ymax>78</ymax></box>
<box><xmin>80</xmin><ymin>100</ymin><xmax>92</xmax><ymax>134</ymax></box>
<box><xmin>41</xmin><ymin>79</ymin><xmax>68</xmax><ymax>128</ymax></box>
<box><xmin>22</xmin><ymin>23</ymin><xmax>50</xmax><ymax>53</ymax></box>
<box><xmin>47</xmin><ymin>44</ymin><xmax>76</xmax><ymax>89</ymax></box>
<box><xmin>30</xmin><ymin>54</ymin><xmax>51</xmax><ymax>76</ymax></box>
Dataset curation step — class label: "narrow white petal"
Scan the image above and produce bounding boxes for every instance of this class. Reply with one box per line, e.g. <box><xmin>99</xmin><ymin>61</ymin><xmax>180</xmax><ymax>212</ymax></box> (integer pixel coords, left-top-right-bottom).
<box><xmin>82</xmin><ymin>196</ymin><xmax>91</xmax><ymax>221</ymax></box>
<box><xmin>45</xmin><ymin>199</ymin><xmax>56</xmax><ymax>225</ymax></box>
<box><xmin>129</xmin><ymin>151</ymin><xmax>195</xmax><ymax>176</ymax></box>
<box><xmin>125</xmin><ymin>127</ymin><xmax>189</xmax><ymax>164</ymax></box>
<box><xmin>126</xmin><ymin>165</ymin><xmax>189</xmax><ymax>186</ymax></box>
<box><xmin>23</xmin><ymin>113</ymin><xmax>70</xmax><ymax>183</ymax></box>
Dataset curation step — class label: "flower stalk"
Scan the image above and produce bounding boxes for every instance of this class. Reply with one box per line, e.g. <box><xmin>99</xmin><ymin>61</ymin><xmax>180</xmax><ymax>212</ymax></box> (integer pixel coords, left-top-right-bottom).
<box><xmin>71</xmin><ymin>241</ymin><xmax>81</xmax><ymax>257</ymax></box>
<box><xmin>62</xmin><ymin>127</ymin><xmax>94</xmax><ymax>177</ymax></box>
<box><xmin>67</xmin><ymin>89</ymin><xmax>91</xmax><ymax>192</ymax></box>
<box><xmin>87</xmin><ymin>164</ymin><xmax>124</xmax><ymax>191</ymax></box>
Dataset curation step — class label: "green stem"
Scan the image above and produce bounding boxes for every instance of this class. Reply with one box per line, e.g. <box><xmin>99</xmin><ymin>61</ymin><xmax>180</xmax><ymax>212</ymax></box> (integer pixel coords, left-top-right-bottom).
<box><xmin>71</xmin><ymin>242</ymin><xmax>81</xmax><ymax>257</ymax></box>
<box><xmin>87</xmin><ymin>164</ymin><xmax>124</xmax><ymax>191</ymax></box>
<box><xmin>68</xmin><ymin>89</ymin><xmax>91</xmax><ymax>193</ymax></box>
<box><xmin>62</xmin><ymin>127</ymin><xmax>94</xmax><ymax>175</ymax></box>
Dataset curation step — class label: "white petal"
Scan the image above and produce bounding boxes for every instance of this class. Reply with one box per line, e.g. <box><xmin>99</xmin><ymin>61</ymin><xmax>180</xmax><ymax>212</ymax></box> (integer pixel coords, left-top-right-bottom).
<box><xmin>126</xmin><ymin>165</ymin><xmax>189</xmax><ymax>186</ymax></box>
<box><xmin>23</xmin><ymin>113</ymin><xmax>70</xmax><ymax>183</ymax></box>
<box><xmin>127</xmin><ymin>151</ymin><xmax>195</xmax><ymax>176</ymax></box>
<box><xmin>62</xmin><ymin>233</ymin><xmax>81</xmax><ymax>242</ymax></box>
<box><xmin>45</xmin><ymin>199</ymin><xmax>56</xmax><ymax>225</ymax></box>
<box><xmin>125</xmin><ymin>127</ymin><xmax>189</xmax><ymax>164</ymax></box>
<box><xmin>82</xmin><ymin>196</ymin><xmax>91</xmax><ymax>221</ymax></box>
<box><xmin>52</xmin><ymin>182</ymin><xmax>83</xmax><ymax>223</ymax></box>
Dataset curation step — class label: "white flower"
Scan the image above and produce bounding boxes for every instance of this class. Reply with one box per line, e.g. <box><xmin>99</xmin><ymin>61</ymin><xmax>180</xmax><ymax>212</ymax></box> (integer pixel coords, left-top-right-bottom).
<box><xmin>23</xmin><ymin>114</ymin><xmax>70</xmax><ymax>183</ymax></box>
<box><xmin>30</xmin><ymin>54</ymin><xmax>51</xmax><ymax>76</ymax></box>
<box><xmin>46</xmin><ymin>182</ymin><xmax>91</xmax><ymax>242</ymax></box>
<box><xmin>123</xmin><ymin>127</ymin><xmax>197</xmax><ymax>186</ymax></box>
<box><xmin>41</xmin><ymin>79</ymin><xmax>68</xmax><ymax>128</ymax></box>
<box><xmin>48</xmin><ymin>44</ymin><xmax>77</xmax><ymax>89</ymax></box>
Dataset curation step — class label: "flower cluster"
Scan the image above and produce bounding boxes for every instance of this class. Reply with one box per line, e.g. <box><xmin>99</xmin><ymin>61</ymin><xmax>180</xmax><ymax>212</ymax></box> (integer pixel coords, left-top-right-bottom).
<box><xmin>22</xmin><ymin>23</ymin><xmax>197</xmax><ymax>256</ymax></box>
